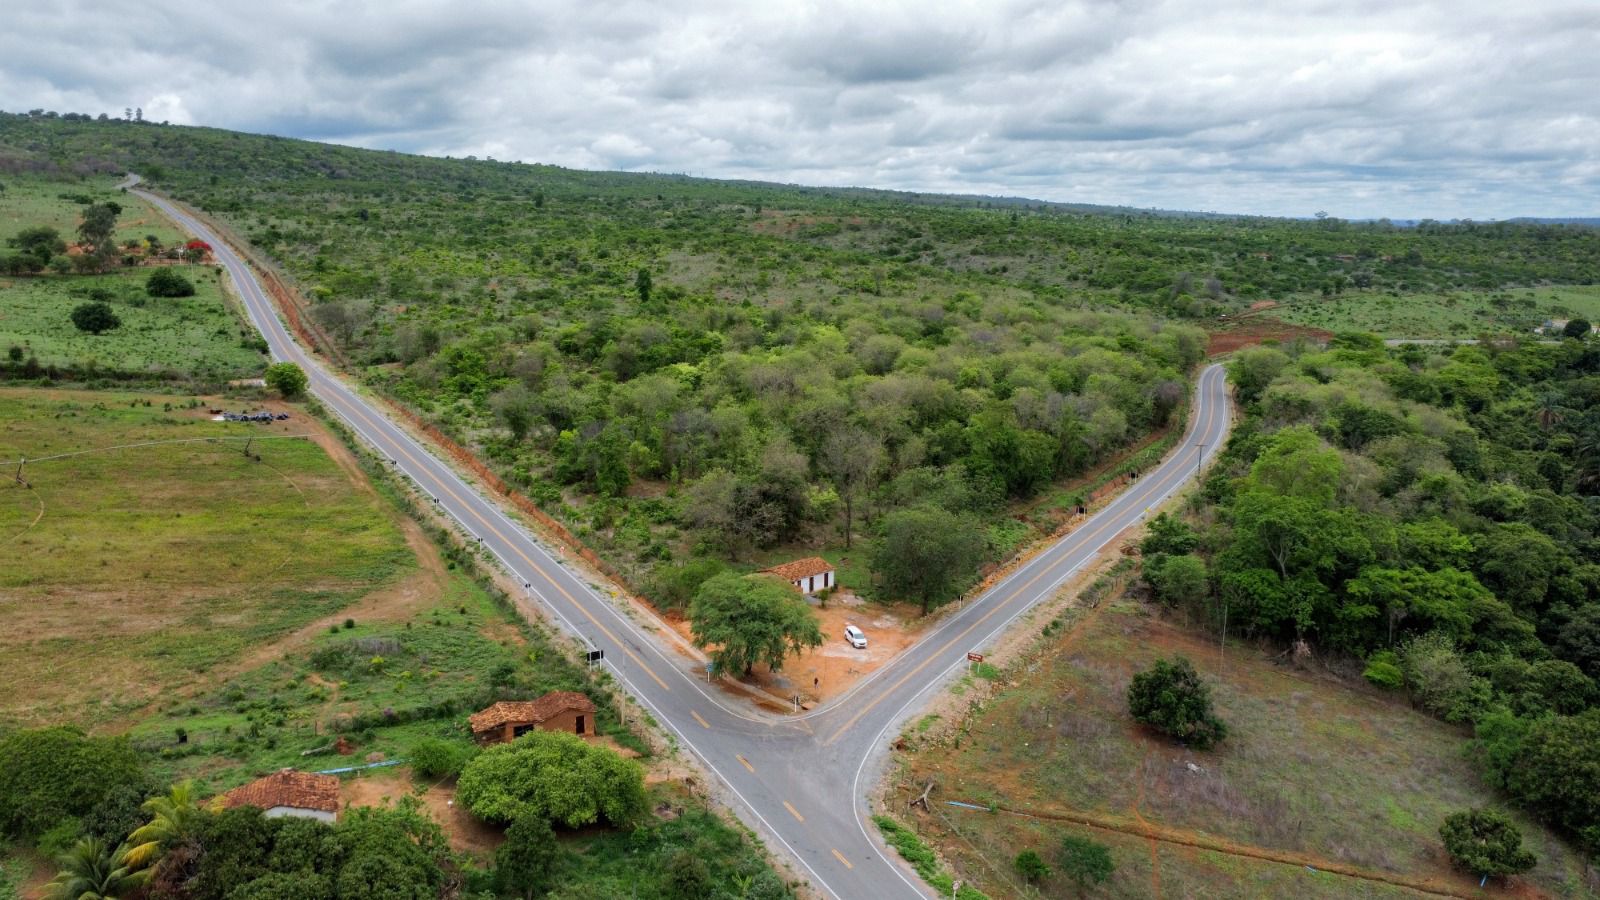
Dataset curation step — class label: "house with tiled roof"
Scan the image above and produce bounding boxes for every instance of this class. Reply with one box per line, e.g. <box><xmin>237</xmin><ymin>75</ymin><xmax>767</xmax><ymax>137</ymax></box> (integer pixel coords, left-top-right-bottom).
<box><xmin>469</xmin><ymin>691</ymin><xmax>597</xmax><ymax>745</ymax></box>
<box><xmin>763</xmin><ymin>557</ymin><xmax>835</xmax><ymax>595</ymax></box>
<box><xmin>220</xmin><ymin>769</ymin><xmax>341</xmax><ymax>822</ymax></box>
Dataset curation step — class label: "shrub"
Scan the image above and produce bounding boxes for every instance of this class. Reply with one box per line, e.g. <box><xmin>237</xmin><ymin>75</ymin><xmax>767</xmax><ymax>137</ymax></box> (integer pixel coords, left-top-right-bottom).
<box><xmin>1014</xmin><ymin>849</ymin><xmax>1050</xmax><ymax>883</ymax></box>
<box><xmin>1362</xmin><ymin>651</ymin><xmax>1404</xmax><ymax>689</ymax></box>
<box><xmin>1059</xmin><ymin>834</ymin><xmax>1115</xmax><ymax>892</ymax></box>
<box><xmin>146</xmin><ymin>267</ymin><xmax>195</xmax><ymax>297</ymax></box>
<box><xmin>408</xmin><ymin>737</ymin><xmax>473</xmax><ymax>780</ymax></box>
<box><xmin>456</xmin><ymin>730</ymin><xmax>645</xmax><ymax>828</ymax></box>
<box><xmin>69</xmin><ymin>301</ymin><xmax>120</xmax><ymax>334</ymax></box>
<box><xmin>1439</xmin><ymin>808</ymin><xmax>1536</xmax><ymax>878</ymax></box>
<box><xmin>264</xmin><ymin>362</ymin><xmax>309</xmax><ymax>399</ymax></box>
<box><xmin>1127</xmin><ymin>656</ymin><xmax>1228</xmax><ymax>750</ymax></box>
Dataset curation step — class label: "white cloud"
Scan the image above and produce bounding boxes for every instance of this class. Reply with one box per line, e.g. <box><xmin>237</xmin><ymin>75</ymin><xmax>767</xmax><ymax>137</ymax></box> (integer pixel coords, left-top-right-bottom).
<box><xmin>1</xmin><ymin>0</ymin><xmax>1597</xmax><ymax>218</ymax></box>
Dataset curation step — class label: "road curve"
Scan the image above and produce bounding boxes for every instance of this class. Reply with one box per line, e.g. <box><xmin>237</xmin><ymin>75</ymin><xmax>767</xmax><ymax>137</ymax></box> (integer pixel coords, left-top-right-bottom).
<box><xmin>131</xmin><ymin>179</ymin><xmax>1231</xmax><ymax>899</ymax></box>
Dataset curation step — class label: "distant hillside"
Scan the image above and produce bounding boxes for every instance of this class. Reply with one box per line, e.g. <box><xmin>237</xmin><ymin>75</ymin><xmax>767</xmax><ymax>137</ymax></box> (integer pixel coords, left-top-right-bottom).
<box><xmin>1507</xmin><ymin>217</ymin><xmax>1600</xmax><ymax>227</ymax></box>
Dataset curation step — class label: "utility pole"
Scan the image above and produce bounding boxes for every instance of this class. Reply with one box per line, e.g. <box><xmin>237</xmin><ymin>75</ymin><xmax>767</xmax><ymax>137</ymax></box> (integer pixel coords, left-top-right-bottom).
<box><xmin>1196</xmin><ymin>442</ymin><xmax>1206</xmax><ymax>479</ymax></box>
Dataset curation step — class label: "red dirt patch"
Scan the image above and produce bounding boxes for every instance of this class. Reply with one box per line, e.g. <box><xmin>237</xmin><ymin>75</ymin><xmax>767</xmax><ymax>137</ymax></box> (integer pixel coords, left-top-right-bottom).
<box><xmin>1208</xmin><ymin>316</ymin><xmax>1332</xmax><ymax>355</ymax></box>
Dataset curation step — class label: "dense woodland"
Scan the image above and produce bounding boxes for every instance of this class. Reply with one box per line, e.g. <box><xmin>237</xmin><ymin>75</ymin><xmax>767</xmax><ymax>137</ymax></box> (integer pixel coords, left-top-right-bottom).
<box><xmin>1142</xmin><ymin>334</ymin><xmax>1600</xmax><ymax>856</ymax></box>
<box><xmin>7</xmin><ymin>112</ymin><xmax>1598</xmax><ymax>611</ymax></box>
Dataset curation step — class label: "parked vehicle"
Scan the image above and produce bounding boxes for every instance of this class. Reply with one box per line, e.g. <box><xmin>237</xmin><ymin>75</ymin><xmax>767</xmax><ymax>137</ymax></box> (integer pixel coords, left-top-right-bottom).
<box><xmin>844</xmin><ymin>624</ymin><xmax>868</xmax><ymax>649</ymax></box>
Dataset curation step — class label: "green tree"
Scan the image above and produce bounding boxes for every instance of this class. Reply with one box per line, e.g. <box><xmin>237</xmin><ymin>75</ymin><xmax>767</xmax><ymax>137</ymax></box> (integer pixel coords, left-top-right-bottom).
<box><xmin>1058</xmin><ymin>834</ymin><xmax>1114</xmax><ymax>896</ymax></box>
<box><xmin>820</xmin><ymin>425</ymin><xmax>884</xmax><ymax>549</ymax></box>
<box><xmin>495</xmin><ymin>815</ymin><xmax>562</xmax><ymax>899</ymax></box>
<box><xmin>874</xmin><ymin>505</ymin><xmax>987</xmax><ymax>614</ymax></box>
<box><xmin>1439</xmin><ymin>809</ymin><xmax>1536</xmax><ymax>879</ymax></box>
<box><xmin>1140</xmin><ymin>512</ymin><xmax>1198</xmax><ymax>556</ymax></box>
<box><xmin>264</xmin><ymin>361</ymin><xmax>308</xmax><ymax>398</ymax></box>
<box><xmin>1561</xmin><ymin>318</ymin><xmax>1591</xmax><ymax>339</ymax></box>
<box><xmin>457</xmin><ymin>730</ymin><xmax>646</xmax><ymax>828</ymax></box>
<box><xmin>43</xmin><ymin>838</ymin><xmax>148</xmax><ymax>900</ymax></box>
<box><xmin>77</xmin><ymin>202</ymin><xmax>120</xmax><ymax>266</ymax></box>
<box><xmin>408</xmin><ymin>738</ymin><xmax>474</xmax><ymax>780</ymax></box>
<box><xmin>491</xmin><ymin>382</ymin><xmax>537</xmax><ymax>441</ymax></box>
<box><xmin>0</xmin><ymin>727</ymin><xmax>146</xmax><ymax>840</ymax></box>
<box><xmin>635</xmin><ymin>267</ymin><xmax>652</xmax><ymax>304</ymax></box>
<box><xmin>1145</xmin><ymin>553</ymin><xmax>1208</xmax><ymax>606</ymax></box>
<box><xmin>70</xmin><ymin>301</ymin><xmax>120</xmax><ymax>334</ymax></box>
<box><xmin>1013</xmin><ymin>849</ymin><xmax>1050</xmax><ymax>883</ymax></box>
<box><xmin>1126</xmin><ymin>656</ymin><xmax>1227</xmax><ymax>750</ymax></box>
<box><xmin>1504</xmin><ymin>710</ymin><xmax>1600</xmax><ymax>851</ymax></box>
<box><xmin>690</xmin><ymin>573</ymin><xmax>823</xmax><ymax>676</ymax></box>
<box><xmin>8</xmin><ymin>225</ymin><xmax>66</xmax><ymax>261</ymax></box>
<box><xmin>145</xmin><ymin>267</ymin><xmax>195</xmax><ymax>297</ymax></box>
<box><xmin>1228</xmin><ymin>346</ymin><xmax>1289</xmax><ymax>404</ymax></box>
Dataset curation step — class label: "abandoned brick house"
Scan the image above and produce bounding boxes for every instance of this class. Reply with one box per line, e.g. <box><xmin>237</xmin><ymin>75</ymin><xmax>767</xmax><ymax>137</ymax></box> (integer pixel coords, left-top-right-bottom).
<box><xmin>219</xmin><ymin>768</ymin><xmax>341</xmax><ymax>822</ymax></box>
<box><xmin>469</xmin><ymin>691</ymin><xmax>597</xmax><ymax>744</ymax></box>
<box><xmin>763</xmin><ymin>557</ymin><xmax>836</xmax><ymax>595</ymax></box>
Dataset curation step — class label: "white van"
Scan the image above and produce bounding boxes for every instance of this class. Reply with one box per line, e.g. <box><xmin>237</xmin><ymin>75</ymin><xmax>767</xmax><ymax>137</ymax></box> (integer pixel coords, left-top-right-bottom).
<box><xmin>844</xmin><ymin>624</ymin><xmax>868</xmax><ymax>649</ymax></box>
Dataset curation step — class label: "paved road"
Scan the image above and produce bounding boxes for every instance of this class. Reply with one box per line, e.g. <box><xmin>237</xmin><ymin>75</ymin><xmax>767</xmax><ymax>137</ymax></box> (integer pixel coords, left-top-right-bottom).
<box><xmin>131</xmin><ymin>179</ymin><xmax>1231</xmax><ymax>899</ymax></box>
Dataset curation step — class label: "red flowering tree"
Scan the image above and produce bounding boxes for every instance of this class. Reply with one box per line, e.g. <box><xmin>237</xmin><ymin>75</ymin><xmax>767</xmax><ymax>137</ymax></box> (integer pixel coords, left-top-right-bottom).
<box><xmin>182</xmin><ymin>239</ymin><xmax>212</xmax><ymax>263</ymax></box>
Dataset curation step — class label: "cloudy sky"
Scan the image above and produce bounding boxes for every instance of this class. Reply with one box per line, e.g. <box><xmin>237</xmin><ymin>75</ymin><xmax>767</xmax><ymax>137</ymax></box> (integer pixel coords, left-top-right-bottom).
<box><xmin>5</xmin><ymin>1</ymin><xmax>1598</xmax><ymax>219</ymax></box>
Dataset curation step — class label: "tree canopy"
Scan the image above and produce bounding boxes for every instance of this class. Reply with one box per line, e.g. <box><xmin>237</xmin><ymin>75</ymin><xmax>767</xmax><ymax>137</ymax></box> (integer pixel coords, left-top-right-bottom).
<box><xmin>689</xmin><ymin>573</ymin><xmax>823</xmax><ymax>676</ymax></box>
<box><xmin>456</xmin><ymin>730</ymin><xmax>646</xmax><ymax>828</ymax></box>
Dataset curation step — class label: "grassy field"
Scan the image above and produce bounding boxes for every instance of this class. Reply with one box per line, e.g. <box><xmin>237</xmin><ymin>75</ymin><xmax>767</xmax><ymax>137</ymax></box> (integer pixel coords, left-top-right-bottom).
<box><xmin>1271</xmin><ymin>285</ymin><xmax>1600</xmax><ymax>338</ymax></box>
<box><xmin>1</xmin><ymin>172</ymin><xmax>265</xmax><ymax>377</ymax></box>
<box><xmin>0</xmin><ymin>173</ymin><xmax>186</xmax><ymax>250</ymax></box>
<box><xmin>0</xmin><ymin>266</ymin><xmax>266</xmax><ymax>376</ymax></box>
<box><xmin>0</xmin><ymin>387</ymin><xmax>416</xmax><ymax>726</ymax></box>
<box><xmin>889</xmin><ymin>597</ymin><xmax>1594</xmax><ymax>898</ymax></box>
<box><xmin>128</xmin><ymin>564</ymin><xmax>629</xmax><ymax>789</ymax></box>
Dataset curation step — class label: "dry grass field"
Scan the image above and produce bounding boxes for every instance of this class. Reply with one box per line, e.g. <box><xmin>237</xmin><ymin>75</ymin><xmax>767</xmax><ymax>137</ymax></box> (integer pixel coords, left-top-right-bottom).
<box><xmin>887</xmin><ymin>596</ymin><xmax>1596</xmax><ymax>899</ymax></box>
<box><xmin>0</xmin><ymin>387</ymin><xmax>419</xmax><ymax>726</ymax></box>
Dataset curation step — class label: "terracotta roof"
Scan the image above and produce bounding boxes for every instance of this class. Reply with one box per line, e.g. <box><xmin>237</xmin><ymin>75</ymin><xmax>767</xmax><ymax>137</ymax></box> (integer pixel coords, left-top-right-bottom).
<box><xmin>221</xmin><ymin>769</ymin><xmax>340</xmax><ymax>813</ymax></box>
<box><xmin>763</xmin><ymin>557</ymin><xmax>834</xmax><ymax>581</ymax></box>
<box><xmin>469</xmin><ymin>691</ymin><xmax>596</xmax><ymax>733</ymax></box>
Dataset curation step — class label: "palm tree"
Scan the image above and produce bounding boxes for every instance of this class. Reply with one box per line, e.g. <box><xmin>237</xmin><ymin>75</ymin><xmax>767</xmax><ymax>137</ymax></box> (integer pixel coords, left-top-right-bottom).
<box><xmin>124</xmin><ymin>780</ymin><xmax>206</xmax><ymax>870</ymax></box>
<box><xmin>43</xmin><ymin>837</ymin><xmax>149</xmax><ymax>900</ymax></box>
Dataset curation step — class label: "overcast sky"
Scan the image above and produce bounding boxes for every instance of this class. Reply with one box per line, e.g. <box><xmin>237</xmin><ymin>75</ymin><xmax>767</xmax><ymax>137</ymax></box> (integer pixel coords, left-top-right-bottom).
<box><xmin>5</xmin><ymin>1</ymin><xmax>1598</xmax><ymax>219</ymax></box>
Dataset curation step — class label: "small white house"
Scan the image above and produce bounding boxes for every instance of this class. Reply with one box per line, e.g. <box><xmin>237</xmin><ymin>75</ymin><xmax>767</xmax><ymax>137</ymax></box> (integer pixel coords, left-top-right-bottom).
<box><xmin>765</xmin><ymin>557</ymin><xmax>836</xmax><ymax>595</ymax></box>
<box><xmin>220</xmin><ymin>768</ymin><xmax>341</xmax><ymax>822</ymax></box>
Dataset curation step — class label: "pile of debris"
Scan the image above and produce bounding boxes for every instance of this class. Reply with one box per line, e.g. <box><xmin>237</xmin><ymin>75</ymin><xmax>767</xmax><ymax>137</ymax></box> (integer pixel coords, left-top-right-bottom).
<box><xmin>211</xmin><ymin>410</ymin><xmax>290</xmax><ymax>423</ymax></box>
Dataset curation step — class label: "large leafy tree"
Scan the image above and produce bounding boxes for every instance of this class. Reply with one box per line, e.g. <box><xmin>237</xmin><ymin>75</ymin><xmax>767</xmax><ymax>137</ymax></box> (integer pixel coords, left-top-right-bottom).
<box><xmin>457</xmin><ymin>730</ymin><xmax>646</xmax><ymax>828</ymax></box>
<box><xmin>874</xmin><ymin>505</ymin><xmax>987</xmax><ymax>614</ymax></box>
<box><xmin>0</xmin><ymin>727</ymin><xmax>147</xmax><ymax>840</ymax></box>
<box><xmin>690</xmin><ymin>573</ymin><xmax>823</xmax><ymax>675</ymax></box>
<box><xmin>1504</xmin><ymin>710</ymin><xmax>1600</xmax><ymax>852</ymax></box>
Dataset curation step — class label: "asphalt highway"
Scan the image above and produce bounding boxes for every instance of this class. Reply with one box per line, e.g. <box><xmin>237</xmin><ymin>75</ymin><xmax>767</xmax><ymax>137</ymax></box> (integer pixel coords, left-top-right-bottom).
<box><xmin>132</xmin><ymin>179</ymin><xmax>1232</xmax><ymax>899</ymax></box>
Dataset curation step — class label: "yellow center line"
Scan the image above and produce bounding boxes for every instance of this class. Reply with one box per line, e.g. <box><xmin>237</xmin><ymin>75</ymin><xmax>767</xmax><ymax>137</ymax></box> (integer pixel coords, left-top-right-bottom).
<box><xmin>783</xmin><ymin>800</ymin><xmax>805</xmax><ymax>823</ymax></box>
<box><xmin>831</xmin><ymin>848</ymin><xmax>853</xmax><ymax>869</ymax></box>
<box><xmin>736</xmin><ymin>754</ymin><xmax>755</xmax><ymax>773</ymax></box>
<box><xmin>691</xmin><ymin>710</ymin><xmax>710</xmax><ymax>729</ymax></box>
<box><xmin>824</xmin><ymin>390</ymin><xmax>1216</xmax><ymax>745</ymax></box>
<box><xmin>335</xmin><ymin>398</ymin><xmax>673</xmax><ymax>691</ymax></box>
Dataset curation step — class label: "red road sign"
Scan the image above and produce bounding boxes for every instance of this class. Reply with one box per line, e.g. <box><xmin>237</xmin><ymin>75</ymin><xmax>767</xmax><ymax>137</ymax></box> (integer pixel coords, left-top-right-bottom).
<box><xmin>966</xmin><ymin>652</ymin><xmax>984</xmax><ymax>663</ymax></box>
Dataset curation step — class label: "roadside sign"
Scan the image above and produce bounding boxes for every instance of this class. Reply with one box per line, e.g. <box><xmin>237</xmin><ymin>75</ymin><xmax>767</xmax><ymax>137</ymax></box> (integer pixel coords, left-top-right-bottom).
<box><xmin>586</xmin><ymin>649</ymin><xmax>604</xmax><ymax>664</ymax></box>
<box><xmin>966</xmin><ymin>652</ymin><xmax>984</xmax><ymax>663</ymax></box>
